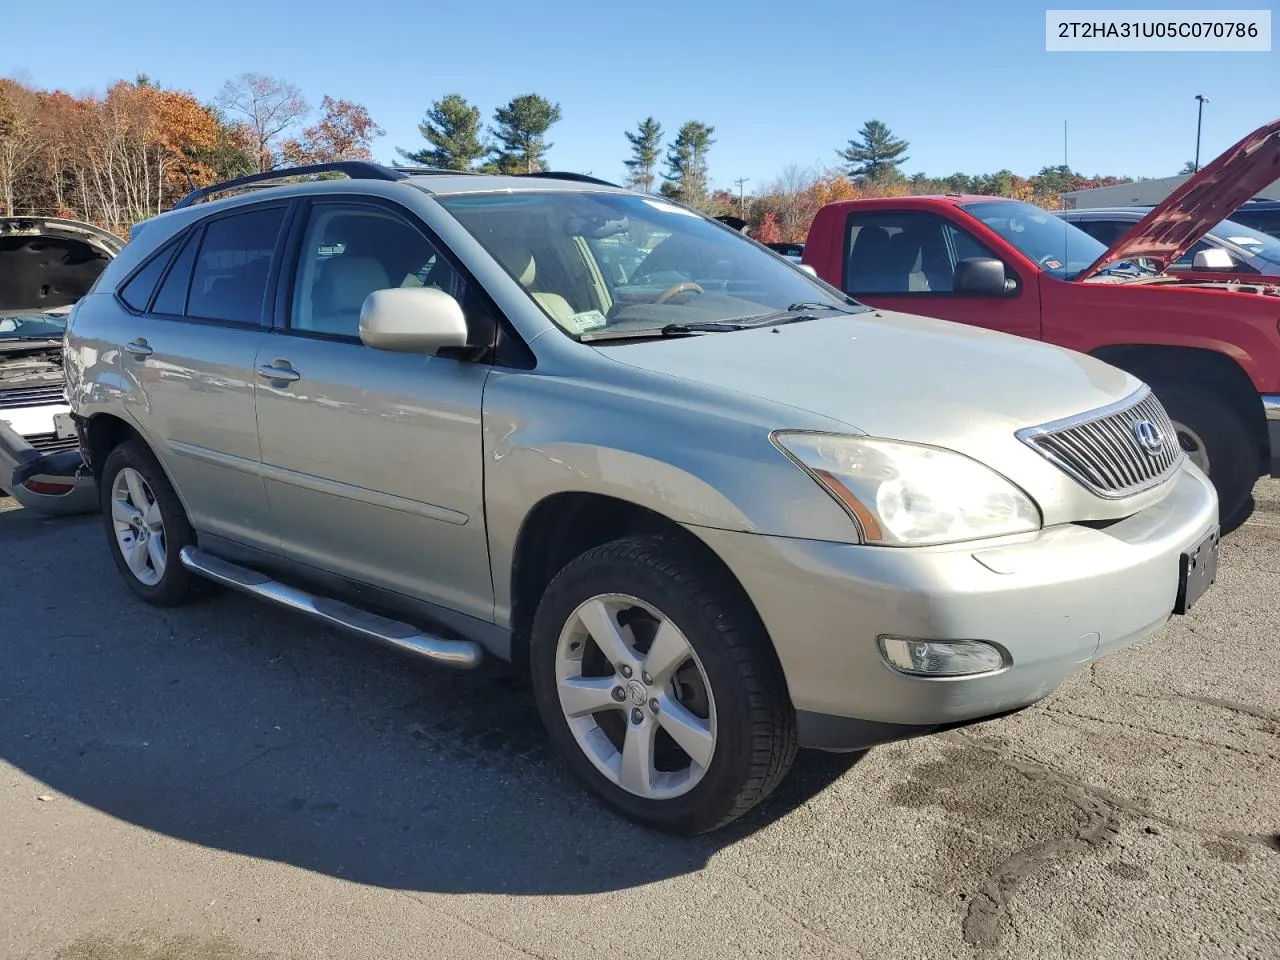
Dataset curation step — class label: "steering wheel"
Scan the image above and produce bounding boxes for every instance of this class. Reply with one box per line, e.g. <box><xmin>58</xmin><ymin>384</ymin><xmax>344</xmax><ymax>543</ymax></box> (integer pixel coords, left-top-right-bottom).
<box><xmin>654</xmin><ymin>281</ymin><xmax>704</xmax><ymax>305</ymax></box>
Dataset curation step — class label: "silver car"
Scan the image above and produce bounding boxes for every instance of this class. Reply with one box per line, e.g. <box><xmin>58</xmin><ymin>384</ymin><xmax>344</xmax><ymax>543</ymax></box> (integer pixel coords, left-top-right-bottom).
<box><xmin>63</xmin><ymin>163</ymin><xmax>1220</xmax><ymax>834</ymax></box>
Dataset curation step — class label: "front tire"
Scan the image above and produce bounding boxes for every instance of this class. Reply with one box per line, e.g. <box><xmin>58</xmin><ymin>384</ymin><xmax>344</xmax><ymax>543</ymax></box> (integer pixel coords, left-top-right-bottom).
<box><xmin>100</xmin><ymin>441</ymin><xmax>205</xmax><ymax>606</ymax></box>
<box><xmin>1152</xmin><ymin>382</ymin><xmax>1257</xmax><ymax>524</ymax></box>
<box><xmin>530</xmin><ymin>535</ymin><xmax>797</xmax><ymax>835</ymax></box>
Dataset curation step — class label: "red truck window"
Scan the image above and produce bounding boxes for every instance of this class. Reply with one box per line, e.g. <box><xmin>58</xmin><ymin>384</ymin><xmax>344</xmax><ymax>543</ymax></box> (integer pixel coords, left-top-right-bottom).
<box><xmin>843</xmin><ymin>211</ymin><xmax>998</xmax><ymax>296</ymax></box>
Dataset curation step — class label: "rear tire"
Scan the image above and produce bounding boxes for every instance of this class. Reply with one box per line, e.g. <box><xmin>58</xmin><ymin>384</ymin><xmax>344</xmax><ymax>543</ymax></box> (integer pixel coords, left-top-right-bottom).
<box><xmin>100</xmin><ymin>441</ymin><xmax>206</xmax><ymax>606</ymax></box>
<box><xmin>1151</xmin><ymin>382</ymin><xmax>1257</xmax><ymax>524</ymax></box>
<box><xmin>530</xmin><ymin>534</ymin><xmax>797</xmax><ymax>835</ymax></box>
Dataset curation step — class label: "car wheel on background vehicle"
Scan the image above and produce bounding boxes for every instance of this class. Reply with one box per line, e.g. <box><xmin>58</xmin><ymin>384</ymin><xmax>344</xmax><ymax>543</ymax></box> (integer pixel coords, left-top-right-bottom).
<box><xmin>530</xmin><ymin>535</ymin><xmax>797</xmax><ymax>835</ymax></box>
<box><xmin>1152</xmin><ymin>382</ymin><xmax>1257</xmax><ymax>524</ymax></box>
<box><xmin>100</xmin><ymin>441</ymin><xmax>206</xmax><ymax>606</ymax></box>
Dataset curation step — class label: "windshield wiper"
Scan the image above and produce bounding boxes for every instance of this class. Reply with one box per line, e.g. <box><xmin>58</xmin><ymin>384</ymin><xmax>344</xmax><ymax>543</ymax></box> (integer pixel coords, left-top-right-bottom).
<box><xmin>578</xmin><ymin>322</ymin><xmax>739</xmax><ymax>342</ymax></box>
<box><xmin>785</xmin><ymin>301</ymin><xmax>860</xmax><ymax>313</ymax></box>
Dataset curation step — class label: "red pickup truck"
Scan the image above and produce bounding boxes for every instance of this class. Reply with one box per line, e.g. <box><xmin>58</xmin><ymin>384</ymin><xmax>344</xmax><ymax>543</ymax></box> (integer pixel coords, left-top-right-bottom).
<box><xmin>801</xmin><ymin>119</ymin><xmax>1280</xmax><ymax>523</ymax></box>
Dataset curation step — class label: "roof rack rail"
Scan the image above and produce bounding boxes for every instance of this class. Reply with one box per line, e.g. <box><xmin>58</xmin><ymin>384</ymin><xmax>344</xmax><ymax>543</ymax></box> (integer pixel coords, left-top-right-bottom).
<box><xmin>387</xmin><ymin>165</ymin><xmax>479</xmax><ymax>176</ymax></box>
<box><xmin>518</xmin><ymin>171</ymin><xmax>621</xmax><ymax>188</ymax></box>
<box><xmin>172</xmin><ymin>161</ymin><xmax>409</xmax><ymax>210</ymax></box>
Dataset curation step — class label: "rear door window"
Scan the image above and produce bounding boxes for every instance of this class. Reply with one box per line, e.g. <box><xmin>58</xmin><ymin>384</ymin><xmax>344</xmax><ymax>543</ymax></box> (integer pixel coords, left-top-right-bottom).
<box><xmin>186</xmin><ymin>207</ymin><xmax>286</xmax><ymax>324</ymax></box>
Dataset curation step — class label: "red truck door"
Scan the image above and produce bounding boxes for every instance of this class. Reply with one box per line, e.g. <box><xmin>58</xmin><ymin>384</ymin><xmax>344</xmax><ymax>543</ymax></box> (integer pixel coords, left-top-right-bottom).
<box><xmin>832</xmin><ymin>207</ymin><xmax>1042</xmax><ymax>341</ymax></box>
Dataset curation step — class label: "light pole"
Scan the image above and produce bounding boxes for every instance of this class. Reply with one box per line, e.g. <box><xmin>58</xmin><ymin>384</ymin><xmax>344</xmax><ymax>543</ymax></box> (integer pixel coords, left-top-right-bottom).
<box><xmin>734</xmin><ymin>177</ymin><xmax>750</xmax><ymax>217</ymax></box>
<box><xmin>1193</xmin><ymin>95</ymin><xmax>1210</xmax><ymax>172</ymax></box>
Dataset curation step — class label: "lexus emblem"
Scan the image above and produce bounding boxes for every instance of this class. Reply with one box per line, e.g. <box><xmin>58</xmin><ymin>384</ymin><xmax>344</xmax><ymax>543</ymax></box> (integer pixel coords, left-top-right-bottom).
<box><xmin>1132</xmin><ymin>419</ymin><xmax>1164</xmax><ymax>455</ymax></box>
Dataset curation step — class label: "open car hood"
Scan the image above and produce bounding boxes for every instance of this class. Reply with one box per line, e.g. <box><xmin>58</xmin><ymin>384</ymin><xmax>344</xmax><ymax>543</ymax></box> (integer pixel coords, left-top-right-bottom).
<box><xmin>0</xmin><ymin>216</ymin><xmax>123</xmax><ymax>312</ymax></box>
<box><xmin>1077</xmin><ymin>117</ymin><xmax>1280</xmax><ymax>281</ymax></box>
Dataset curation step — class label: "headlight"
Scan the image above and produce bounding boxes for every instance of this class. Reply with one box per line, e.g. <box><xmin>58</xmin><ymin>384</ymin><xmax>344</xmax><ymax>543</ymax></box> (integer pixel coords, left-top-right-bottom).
<box><xmin>771</xmin><ymin>432</ymin><xmax>1041</xmax><ymax>546</ymax></box>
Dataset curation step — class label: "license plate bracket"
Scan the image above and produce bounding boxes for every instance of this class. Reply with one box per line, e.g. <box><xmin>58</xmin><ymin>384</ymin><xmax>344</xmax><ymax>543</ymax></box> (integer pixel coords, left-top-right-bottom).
<box><xmin>53</xmin><ymin>412</ymin><xmax>78</xmax><ymax>441</ymax></box>
<box><xmin>1174</xmin><ymin>526</ymin><xmax>1220</xmax><ymax>615</ymax></box>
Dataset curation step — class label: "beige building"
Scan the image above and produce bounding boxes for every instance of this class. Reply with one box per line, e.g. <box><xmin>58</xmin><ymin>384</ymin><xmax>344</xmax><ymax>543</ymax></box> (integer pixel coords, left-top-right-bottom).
<box><xmin>1061</xmin><ymin>175</ymin><xmax>1280</xmax><ymax>209</ymax></box>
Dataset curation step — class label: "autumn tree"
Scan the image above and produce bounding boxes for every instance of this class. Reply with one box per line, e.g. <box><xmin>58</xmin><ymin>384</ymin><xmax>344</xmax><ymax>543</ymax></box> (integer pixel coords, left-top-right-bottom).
<box><xmin>488</xmin><ymin>93</ymin><xmax>562</xmax><ymax>174</ymax></box>
<box><xmin>623</xmin><ymin>117</ymin><xmax>663</xmax><ymax>192</ymax></box>
<box><xmin>398</xmin><ymin>93</ymin><xmax>487</xmax><ymax>170</ymax></box>
<box><xmin>281</xmin><ymin>96</ymin><xmax>384</xmax><ymax>166</ymax></box>
<box><xmin>216</xmin><ymin>73</ymin><xmax>309</xmax><ymax>172</ymax></box>
<box><xmin>660</xmin><ymin>121</ymin><xmax>715</xmax><ymax>205</ymax></box>
<box><xmin>755</xmin><ymin>212</ymin><xmax>783</xmax><ymax>244</ymax></box>
<box><xmin>838</xmin><ymin>119</ymin><xmax>909</xmax><ymax>184</ymax></box>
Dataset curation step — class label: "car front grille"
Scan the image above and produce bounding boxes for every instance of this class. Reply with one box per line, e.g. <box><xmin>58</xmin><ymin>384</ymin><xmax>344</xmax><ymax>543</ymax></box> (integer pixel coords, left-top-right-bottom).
<box><xmin>24</xmin><ymin>432</ymin><xmax>79</xmax><ymax>453</ymax></box>
<box><xmin>0</xmin><ymin>384</ymin><xmax>66</xmax><ymax>409</ymax></box>
<box><xmin>1018</xmin><ymin>388</ymin><xmax>1185</xmax><ymax>499</ymax></box>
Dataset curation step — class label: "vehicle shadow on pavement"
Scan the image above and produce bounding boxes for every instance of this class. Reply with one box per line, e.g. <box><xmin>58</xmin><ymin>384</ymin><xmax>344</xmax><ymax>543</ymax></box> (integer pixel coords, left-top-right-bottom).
<box><xmin>0</xmin><ymin>507</ymin><xmax>863</xmax><ymax>895</ymax></box>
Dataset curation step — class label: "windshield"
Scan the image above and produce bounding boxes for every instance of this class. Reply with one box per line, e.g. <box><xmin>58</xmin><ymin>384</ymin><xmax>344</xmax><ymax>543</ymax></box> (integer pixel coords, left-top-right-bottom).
<box><xmin>961</xmin><ymin>200</ymin><xmax>1109</xmax><ymax>280</ymax></box>
<box><xmin>1211</xmin><ymin>218</ymin><xmax>1280</xmax><ymax>265</ymax></box>
<box><xmin>437</xmin><ymin>191</ymin><xmax>858</xmax><ymax>339</ymax></box>
<box><xmin>0</xmin><ymin>311</ymin><xmax>68</xmax><ymax>341</ymax></box>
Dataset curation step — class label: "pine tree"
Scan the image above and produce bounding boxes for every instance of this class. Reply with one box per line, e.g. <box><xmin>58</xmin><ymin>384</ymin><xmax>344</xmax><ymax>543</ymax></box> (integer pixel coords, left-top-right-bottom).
<box><xmin>623</xmin><ymin>117</ymin><xmax>663</xmax><ymax>192</ymax></box>
<box><xmin>837</xmin><ymin>120</ymin><xmax>909</xmax><ymax>184</ymax></box>
<box><xmin>397</xmin><ymin>94</ymin><xmax>487</xmax><ymax>170</ymax></box>
<box><xmin>660</xmin><ymin>121</ymin><xmax>715</xmax><ymax>205</ymax></box>
<box><xmin>488</xmin><ymin>93</ymin><xmax>563</xmax><ymax>174</ymax></box>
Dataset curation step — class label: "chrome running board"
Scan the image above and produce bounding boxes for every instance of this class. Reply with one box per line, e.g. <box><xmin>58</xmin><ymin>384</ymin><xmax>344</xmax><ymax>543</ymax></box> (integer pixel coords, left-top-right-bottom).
<box><xmin>178</xmin><ymin>546</ymin><xmax>483</xmax><ymax>669</ymax></box>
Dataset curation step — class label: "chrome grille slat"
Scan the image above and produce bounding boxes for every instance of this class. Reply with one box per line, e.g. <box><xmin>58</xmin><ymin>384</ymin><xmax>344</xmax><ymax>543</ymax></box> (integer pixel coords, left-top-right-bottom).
<box><xmin>0</xmin><ymin>384</ymin><xmax>66</xmax><ymax>408</ymax></box>
<box><xmin>1017</xmin><ymin>389</ymin><xmax>1186</xmax><ymax>500</ymax></box>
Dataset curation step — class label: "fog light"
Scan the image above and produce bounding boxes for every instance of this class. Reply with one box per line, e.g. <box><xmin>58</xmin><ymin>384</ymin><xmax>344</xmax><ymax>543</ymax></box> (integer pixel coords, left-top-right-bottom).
<box><xmin>878</xmin><ymin>636</ymin><xmax>1007</xmax><ymax>677</ymax></box>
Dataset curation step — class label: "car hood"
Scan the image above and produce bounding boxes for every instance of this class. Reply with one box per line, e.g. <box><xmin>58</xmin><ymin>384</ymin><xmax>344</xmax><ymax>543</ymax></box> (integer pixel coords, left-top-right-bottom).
<box><xmin>1077</xmin><ymin>117</ymin><xmax>1280</xmax><ymax>280</ymax></box>
<box><xmin>0</xmin><ymin>216</ymin><xmax>123</xmax><ymax>312</ymax></box>
<box><xmin>600</xmin><ymin>309</ymin><xmax>1139</xmax><ymax>457</ymax></box>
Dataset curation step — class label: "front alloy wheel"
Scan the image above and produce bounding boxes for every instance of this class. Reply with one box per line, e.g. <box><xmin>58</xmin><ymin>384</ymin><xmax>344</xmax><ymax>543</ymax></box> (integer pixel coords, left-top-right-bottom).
<box><xmin>555</xmin><ymin>594</ymin><xmax>717</xmax><ymax>800</ymax></box>
<box><xmin>531</xmin><ymin>535</ymin><xmax>796</xmax><ymax>835</ymax></box>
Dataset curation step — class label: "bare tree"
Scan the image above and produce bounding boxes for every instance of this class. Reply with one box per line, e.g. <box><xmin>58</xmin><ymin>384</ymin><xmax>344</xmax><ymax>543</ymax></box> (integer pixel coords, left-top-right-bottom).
<box><xmin>0</xmin><ymin>80</ymin><xmax>47</xmax><ymax>215</ymax></box>
<box><xmin>215</xmin><ymin>73</ymin><xmax>308</xmax><ymax>172</ymax></box>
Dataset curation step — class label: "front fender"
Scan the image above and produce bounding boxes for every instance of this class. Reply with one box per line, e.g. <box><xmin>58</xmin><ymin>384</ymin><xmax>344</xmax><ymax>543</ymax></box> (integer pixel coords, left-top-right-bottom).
<box><xmin>481</xmin><ymin>369</ymin><xmax>856</xmax><ymax>623</ymax></box>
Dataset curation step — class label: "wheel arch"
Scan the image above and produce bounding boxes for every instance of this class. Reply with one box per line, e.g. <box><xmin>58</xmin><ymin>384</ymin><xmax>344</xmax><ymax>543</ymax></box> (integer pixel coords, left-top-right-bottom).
<box><xmin>84</xmin><ymin>413</ymin><xmax>195</xmax><ymax>517</ymax></box>
<box><xmin>506</xmin><ymin>492</ymin><xmax>786</xmax><ymax>695</ymax></box>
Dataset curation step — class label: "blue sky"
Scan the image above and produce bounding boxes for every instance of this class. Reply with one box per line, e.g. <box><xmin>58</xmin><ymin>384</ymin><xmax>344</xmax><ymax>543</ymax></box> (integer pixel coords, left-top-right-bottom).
<box><xmin>2</xmin><ymin>0</ymin><xmax>1275</xmax><ymax>191</ymax></box>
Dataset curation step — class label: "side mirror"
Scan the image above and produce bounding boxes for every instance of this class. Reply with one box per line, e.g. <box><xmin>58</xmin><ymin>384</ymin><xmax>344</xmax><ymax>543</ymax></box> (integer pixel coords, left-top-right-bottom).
<box><xmin>359</xmin><ymin>287</ymin><xmax>469</xmax><ymax>355</ymax></box>
<box><xmin>954</xmin><ymin>257</ymin><xmax>1014</xmax><ymax>296</ymax></box>
<box><xmin>1192</xmin><ymin>247</ymin><xmax>1235</xmax><ymax>270</ymax></box>
<box><xmin>797</xmin><ymin>263</ymin><xmax>818</xmax><ymax>278</ymax></box>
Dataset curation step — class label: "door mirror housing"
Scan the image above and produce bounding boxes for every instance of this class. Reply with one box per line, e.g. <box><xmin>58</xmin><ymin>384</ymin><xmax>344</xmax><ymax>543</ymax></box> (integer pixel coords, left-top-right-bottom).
<box><xmin>359</xmin><ymin>287</ymin><xmax>469</xmax><ymax>355</ymax></box>
<box><xmin>1191</xmin><ymin>247</ymin><xmax>1235</xmax><ymax>270</ymax></box>
<box><xmin>954</xmin><ymin>257</ymin><xmax>1014</xmax><ymax>296</ymax></box>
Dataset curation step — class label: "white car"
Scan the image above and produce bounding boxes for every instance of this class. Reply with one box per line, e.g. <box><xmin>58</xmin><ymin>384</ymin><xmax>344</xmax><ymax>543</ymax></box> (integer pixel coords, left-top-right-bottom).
<box><xmin>0</xmin><ymin>217</ymin><xmax>121</xmax><ymax>514</ymax></box>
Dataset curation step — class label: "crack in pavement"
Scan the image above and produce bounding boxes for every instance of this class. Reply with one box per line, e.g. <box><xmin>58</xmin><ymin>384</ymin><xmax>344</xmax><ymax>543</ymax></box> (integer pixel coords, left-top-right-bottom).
<box><xmin>941</xmin><ymin>731</ymin><xmax>1279</xmax><ymax>950</ymax></box>
<box><xmin>1040</xmin><ymin>705</ymin><xmax>1280</xmax><ymax>763</ymax></box>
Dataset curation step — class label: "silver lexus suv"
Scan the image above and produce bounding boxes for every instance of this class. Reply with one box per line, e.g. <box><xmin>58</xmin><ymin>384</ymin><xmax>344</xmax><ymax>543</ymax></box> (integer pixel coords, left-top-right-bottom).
<box><xmin>63</xmin><ymin>163</ymin><xmax>1220</xmax><ymax>834</ymax></box>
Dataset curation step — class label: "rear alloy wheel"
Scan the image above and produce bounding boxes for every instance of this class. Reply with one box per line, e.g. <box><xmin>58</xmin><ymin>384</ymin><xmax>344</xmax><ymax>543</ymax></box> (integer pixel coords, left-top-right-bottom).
<box><xmin>100</xmin><ymin>442</ymin><xmax>206</xmax><ymax>606</ymax></box>
<box><xmin>531</xmin><ymin>535</ymin><xmax>796</xmax><ymax>835</ymax></box>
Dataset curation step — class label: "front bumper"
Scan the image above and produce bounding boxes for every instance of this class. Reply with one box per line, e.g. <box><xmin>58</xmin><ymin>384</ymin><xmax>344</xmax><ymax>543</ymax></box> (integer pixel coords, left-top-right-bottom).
<box><xmin>1264</xmin><ymin>394</ymin><xmax>1279</xmax><ymax>478</ymax></box>
<box><xmin>689</xmin><ymin>464</ymin><xmax>1219</xmax><ymax>750</ymax></box>
<box><xmin>0</xmin><ymin>418</ymin><xmax>98</xmax><ymax>516</ymax></box>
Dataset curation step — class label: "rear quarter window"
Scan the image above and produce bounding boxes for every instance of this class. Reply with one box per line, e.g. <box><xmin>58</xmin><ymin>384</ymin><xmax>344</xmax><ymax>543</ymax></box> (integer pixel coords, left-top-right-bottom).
<box><xmin>117</xmin><ymin>242</ymin><xmax>177</xmax><ymax>312</ymax></box>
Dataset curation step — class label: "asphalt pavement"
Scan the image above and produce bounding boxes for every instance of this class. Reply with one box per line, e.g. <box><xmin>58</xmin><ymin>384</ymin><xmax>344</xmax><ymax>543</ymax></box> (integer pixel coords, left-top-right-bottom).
<box><xmin>2</xmin><ymin>481</ymin><xmax>1277</xmax><ymax>960</ymax></box>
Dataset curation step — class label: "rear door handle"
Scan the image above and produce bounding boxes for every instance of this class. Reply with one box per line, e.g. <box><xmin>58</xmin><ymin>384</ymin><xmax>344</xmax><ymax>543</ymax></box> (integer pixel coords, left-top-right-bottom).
<box><xmin>257</xmin><ymin>362</ymin><xmax>301</xmax><ymax>384</ymax></box>
<box><xmin>124</xmin><ymin>339</ymin><xmax>153</xmax><ymax>359</ymax></box>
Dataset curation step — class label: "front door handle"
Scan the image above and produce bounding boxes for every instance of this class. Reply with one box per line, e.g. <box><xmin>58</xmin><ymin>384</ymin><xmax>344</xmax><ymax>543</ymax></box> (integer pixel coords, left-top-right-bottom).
<box><xmin>124</xmin><ymin>339</ymin><xmax>153</xmax><ymax>359</ymax></box>
<box><xmin>257</xmin><ymin>361</ymin><xmax>301</xmax><ymax>384</ymax></box>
